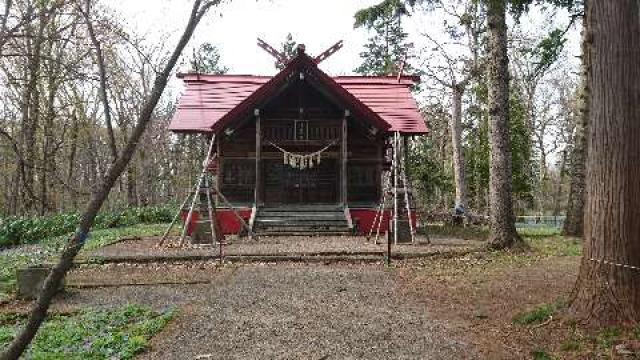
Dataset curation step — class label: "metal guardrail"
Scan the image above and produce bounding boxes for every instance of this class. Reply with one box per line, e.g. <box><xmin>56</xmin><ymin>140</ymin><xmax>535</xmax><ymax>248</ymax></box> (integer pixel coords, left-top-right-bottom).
<box><xmin>515</xmin><ymin>215</ymin><xmax>565</xmax><ymax>228</ymax></box>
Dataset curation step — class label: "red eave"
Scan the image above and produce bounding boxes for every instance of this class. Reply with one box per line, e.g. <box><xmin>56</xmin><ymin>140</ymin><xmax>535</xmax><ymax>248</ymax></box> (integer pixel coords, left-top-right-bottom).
<box><xmin>169</xmin><ymin>55</ymin><xmax>427</xmax><ymax>134</ymax></box>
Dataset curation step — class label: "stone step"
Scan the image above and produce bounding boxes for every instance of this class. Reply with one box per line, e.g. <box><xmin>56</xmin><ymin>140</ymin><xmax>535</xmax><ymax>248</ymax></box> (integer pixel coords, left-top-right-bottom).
<box><xmin>257</xmin><ymin>231</ymin><xmax>352</xmax><ymax>236</ymax></box>
<box><xmin>259</xmin><ymin>205</ymin><xmax>343</xmax><ymax>211</ymax></box>
<box><xmin>258</xmin><ymin>211</ymin><xmax>345</xmax><ymax>217</ymax></box>
<box><xmin>255</xmin><ymin>224</ymin><xmax>348</xmax><ymax>230</ymax></box>
<box><xmin>255</xmin><ymin>216</ymin><xmax>347</xmax><ymax>225</ymax></box>
<box><xmin>253</xmin><ymin>206</ymin><xmax>351</xmax><ymax>235</ymax></box>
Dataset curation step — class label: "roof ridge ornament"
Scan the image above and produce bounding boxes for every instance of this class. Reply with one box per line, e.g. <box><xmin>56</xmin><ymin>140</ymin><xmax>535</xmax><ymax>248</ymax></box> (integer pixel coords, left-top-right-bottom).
<box><xmin>313</xmin><ymin>40</ymin><xmax>343</xmax><ymax>64</ymax></box>
<box><xmin>256</xmin><ymin>38</ymin><xmax>343</xmax><ymax>68</ymax></box>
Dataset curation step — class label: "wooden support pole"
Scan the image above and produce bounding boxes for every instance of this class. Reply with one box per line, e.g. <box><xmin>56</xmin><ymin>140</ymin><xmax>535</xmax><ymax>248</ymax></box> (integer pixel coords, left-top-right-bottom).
<box><xmin>373</xmin><ymin>187</ymin><xmax>388</xmax><ymax>245</ymax></box>
<box><xmin>216</xmin><ymin>137</ymin><xmax>222</xmax><ymax>204</ymax></box>
<box><xmin>179</xmin><ymin>135</ymin><xmax>216</xmax><ymax>247</ymax></box>
<box><xmin>213</xmin><ymin>185</ymin><xmax>253</xmax><ymax>239</ymax></box>
<box><xmin>400</xmin><ymin>135</ymin><xmax>416</xmax><ymax>244</ymax></box>
<box><xmin>341</xmin><ymin>110</ymin><xmax>349</xmax><ymax>206</ymax></box>
<box><xmin>158</xmin><ymin>189</ymin><xmax>193</xmax><ymax>247</ymax></box>
<box><xmin>393</xmin><ymin>132</ymin><xmax>399</xmax><ymax>246</ymax></box>
<box><xmin>255</xmin><ymin>109</ymin><xmax>262</xmax><ymax>207</ymax></box>
<box><xmin>204</xmin><ymin>175</ymin><xmax>218</xmax><ymax>244</ymax></box>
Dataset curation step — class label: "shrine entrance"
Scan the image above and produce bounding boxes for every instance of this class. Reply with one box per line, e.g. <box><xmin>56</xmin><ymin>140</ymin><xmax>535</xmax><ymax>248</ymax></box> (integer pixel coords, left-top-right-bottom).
<box><xmin>263</xmin><ymin>157</ymin><xmax>339</xmax><ymax>205</ymax></box>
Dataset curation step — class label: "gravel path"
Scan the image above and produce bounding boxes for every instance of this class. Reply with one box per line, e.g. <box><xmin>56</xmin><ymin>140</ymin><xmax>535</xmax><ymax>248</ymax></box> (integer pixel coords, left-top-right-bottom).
<box><xmin>59</xmin><ymin>264</ymin><xmax>475</xmax><ymax>359</ymax></box>
<box><xmin>87</xmin><ymin>235</ymin><xmax>482</xmax><ymax>260</ymax></box>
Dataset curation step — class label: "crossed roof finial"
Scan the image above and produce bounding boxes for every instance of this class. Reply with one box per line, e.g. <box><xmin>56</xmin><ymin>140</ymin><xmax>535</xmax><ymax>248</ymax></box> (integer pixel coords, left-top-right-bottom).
<box><xmin>256</xmin><ymin>38</ymin><xmax>344</xmax><ymax>68</ymax></box>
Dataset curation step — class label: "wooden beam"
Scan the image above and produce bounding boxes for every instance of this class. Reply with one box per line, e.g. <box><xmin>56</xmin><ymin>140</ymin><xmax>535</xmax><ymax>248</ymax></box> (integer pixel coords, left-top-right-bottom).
<box><xmin>257</xmin><ymin>38</ymin><xmax>288</xmax><ymax>67</ymax></box>
<box><xmin>255</xmin><ymin>109</ymin><xmax>262</xmax><ymax>207</ymax></box>
<box><xmin>314</xmin><ymin>40</ymin><xmax>344</xmax><ymax>64</ymax></box>
<box><xmin>341</xmin><ymin>110</ymin><xmax>349</xmax><ymax>205</ymax></box>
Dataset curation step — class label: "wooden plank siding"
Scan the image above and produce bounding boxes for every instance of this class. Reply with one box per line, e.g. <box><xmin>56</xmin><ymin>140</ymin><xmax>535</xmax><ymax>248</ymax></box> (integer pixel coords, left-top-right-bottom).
<box><xmin>217</xmin><ymin>77</ymin><xmax>384</xmax><ymax>207</ymax></box>
<box><xmin>218</xmin><ymin>115</ymin><xmax>383</xmax><ymax>207</ymax></box>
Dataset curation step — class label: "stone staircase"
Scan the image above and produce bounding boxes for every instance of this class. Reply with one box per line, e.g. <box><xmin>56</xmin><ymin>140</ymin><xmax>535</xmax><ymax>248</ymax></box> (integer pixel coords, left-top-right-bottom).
<box><xmin>253</xmin><ymin>205</ymin><xmax>352</xmax><ymax>236</ymax></box>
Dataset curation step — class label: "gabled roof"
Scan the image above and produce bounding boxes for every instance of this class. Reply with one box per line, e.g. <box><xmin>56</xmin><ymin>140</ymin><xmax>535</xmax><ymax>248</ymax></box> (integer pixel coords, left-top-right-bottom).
<box><xmin>169</xmin><ymin>50</ymin><xmax>427</xmax><ymax>134</ymax></box>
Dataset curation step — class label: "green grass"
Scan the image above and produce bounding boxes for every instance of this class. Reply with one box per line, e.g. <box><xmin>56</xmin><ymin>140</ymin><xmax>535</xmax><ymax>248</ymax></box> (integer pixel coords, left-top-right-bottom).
<box><xmin>531</xmin><ymin>349</ymin><xmax>554</xmax><ymax>360</ymax></box>
<box><xmin>513</xmin><ymin>301</ymin><xmax>564</xmax><ymax>326</ymax></box>
<box><xmin>0</xmin><ymin>223</ymin><xmax>169</xmax><ymax>301</ymax></box>
<box><xmin>517</xmin><ymin>227</ymin><xmax>561</xmax><ymax>237</ymax></box>
<box><xmin>526</xmin><ymin>236</ymin><xmax>582</xmax><ymax>257</ymax></box>
<box><xmin>561</xmin><ymin>338</ymin><xmax>582</xmax><ymax>352</ymax></box>
<box><xmin>597</xmin><ymin>326</ymin><xmax>622</xmax><ymax>350</ymax></box>
<box><xmin>422</xmin><ymin>224</ymin><xmax>489</xmax><ymax>240</ymax></box>
<box><xmin>0</xmin><ymin>304</ymin><xmax>174</xmax><ymax>359</ymax></box>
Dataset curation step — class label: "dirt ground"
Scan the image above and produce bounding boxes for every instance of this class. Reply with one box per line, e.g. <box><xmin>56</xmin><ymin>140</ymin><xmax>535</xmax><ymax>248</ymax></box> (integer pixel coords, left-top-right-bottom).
<box><xmin>3</xmin><ymin>235</ymin><xmax>599</xmax><ymax>359</ymax></box>
<box><xmin>396</xmin><ymin>253</ymin><xmax>581</xmax><ymax>359</ymax></box>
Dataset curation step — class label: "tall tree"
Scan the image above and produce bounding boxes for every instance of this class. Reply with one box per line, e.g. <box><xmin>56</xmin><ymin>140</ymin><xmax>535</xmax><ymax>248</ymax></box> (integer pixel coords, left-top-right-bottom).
<box><xmin>354</xmin><ymin>0</ymin><xmax>412</xmax><ymax>76</ymax></box>
<box><xmin>189</xmin><ymin>42</ymin><xmax>228</xmax><ymax>74</ymax></box>
<box><xmin>485</xmin><ymin>0</ymin><xmax>523</xmax><ymax>249</ymax></box>
<box><xmin>563</xmin><ymin>2</ymin><xmax>589</xmax><ymax>237</ymax></box>
<box><xmin>569</xmin><ymin>0</ymin><xmax>640</xmax><ymax>326</ymax></box>
<box><xmin>0</xmin><ymin>1</ymin><xmax>222</xmax><ymax>358</ymax></box>
<box><xmin>80</xmin><ymin>0</ymin><xmax>118</xmax><ymax>163</ymax></box>
<box><xmin>420</xmin><ymin>0</ymin><xmax>484</xmax><ymax>213</ymax></box>
<box><xmin>275</xmin><ymin>33</ymin><xmax>297</xmax><ymax>70</ymax></box>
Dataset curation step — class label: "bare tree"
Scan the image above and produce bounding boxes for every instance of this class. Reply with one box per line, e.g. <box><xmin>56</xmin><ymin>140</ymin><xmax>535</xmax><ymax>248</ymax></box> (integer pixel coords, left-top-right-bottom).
<box><xmin>419</xmin><ymin>0</ymin><xmax>484</xmax><ymax>214</ymax></box>
<box><xmin>0</xmin><ymin>1</ymin><xmax>221</xmax><ymax>358</ymax></box>
<box><xmin>78</xmin><ymin>0</ymin><xmax>118</xmax><ymax>162</ymax></box>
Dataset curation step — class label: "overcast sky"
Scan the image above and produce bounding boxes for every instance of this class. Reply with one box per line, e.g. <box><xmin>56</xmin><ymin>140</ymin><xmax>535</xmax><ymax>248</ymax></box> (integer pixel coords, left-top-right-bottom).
<box><xmin>107</xmin><ymin>0</ymin><xmax>580</xmax><ymax>78</ymax></box>
<box><xmin>109</xmin><ymin>0</ymin><xmax>385</xmax><ymax>76</ymax></box>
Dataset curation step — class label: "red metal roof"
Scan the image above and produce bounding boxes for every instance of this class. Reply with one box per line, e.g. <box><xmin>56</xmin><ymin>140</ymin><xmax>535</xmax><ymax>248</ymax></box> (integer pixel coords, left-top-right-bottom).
<box><xmin>169</xmin><ymin>54</ymin><xmax>427</xmax><ymax>134</ymax></box>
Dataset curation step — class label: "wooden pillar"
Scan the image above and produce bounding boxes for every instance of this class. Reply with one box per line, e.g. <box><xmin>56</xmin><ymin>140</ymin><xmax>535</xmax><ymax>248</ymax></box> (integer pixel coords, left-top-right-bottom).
<box><xmin>376</xmin><ymin>141</ymin><xmax>383</xmax><ymax>203</ymax></box>
<box><xmin>341</xmin><ymin>110</ymin><xmax>349</xmax><ymax>206</ymax></box>
<box><xmin>403</xmin><ymin>136</ymin><xmax>410</xmax><ymax>178</ymax></box>
<box><xmin>254</xmin><ymin>109</ymin><xmax>262</xmax><ymax>207</ymax></box>
<box><xmin>393</xmin><ymin>131</ymin><xmax>399</xmax><ymax>245</ymax></box>
<box><xmin>216</xmin><ymin>135</ymin><xmax>222</xmax><ymax>205</ymax></box>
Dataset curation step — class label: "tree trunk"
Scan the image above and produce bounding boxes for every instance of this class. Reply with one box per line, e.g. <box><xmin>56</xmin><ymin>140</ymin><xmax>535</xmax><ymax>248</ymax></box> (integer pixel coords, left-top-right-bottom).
<box><xmin>0</xmin><ymin>2</ymin><xmax>216</xmax><ymax>358</ymax></box>
<box><xmin>485</xmin><ymin>0</ymin><xmax>522</xmax><ymax>249</ymax></box>
<box><xmin>552</xmin><ymin>149</ymin><xmax>567</xmax><ymax>218</ymax></box>
<box><xmin>570</xmin><ymin>0</ymin><xmax>640</xmax><ymax>326</ymax></box>
<box><xmin>67</xmin><ymin>114</ymin><xmax>79</xmax><ymax>209</ymax></box>
<box><xmin>20</xmin><ymin>11</ymin><xmax>47</xmax><ymax>213</ymax></box>
<box><xmin>126</xmin><ymin>165</ymin><xmax>137</xmax><ymax>207</ymax></box>
<box><xmin>563</xmin><ymin>8</ymin><xmax>591</xmax><ymax>237</ymax></box>
<box><xmin>450</xmin><ymin>84</ymin><xmax>466</xmax><ymax>210</ymax></box>
<box><xmin>82</xmin><ymin>0</ymin><xmax>118</xmax><ymax>162</ymax></box>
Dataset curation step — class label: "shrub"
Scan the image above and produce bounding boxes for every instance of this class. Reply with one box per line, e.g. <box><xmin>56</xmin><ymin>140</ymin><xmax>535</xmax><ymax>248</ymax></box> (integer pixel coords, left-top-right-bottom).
<box><xmin>0</xmin><ymin>205</ymin><xmax>175</xmax><ymax>248</ymax></box>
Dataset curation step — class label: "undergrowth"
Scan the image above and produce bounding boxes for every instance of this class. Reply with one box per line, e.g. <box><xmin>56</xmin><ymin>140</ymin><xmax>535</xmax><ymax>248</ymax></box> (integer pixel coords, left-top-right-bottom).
<box><xmin>421</xmin><ymin>224</ymin><xmax>489</xmax><ymax>240</ymax></box>
<box><xmin>513</xmin><ymin>300</ymin><xmax>564</xmax><ymax>325</ymax></box>
<box><xmin>0</xmin><ymin>304</ymin><xmax>174</xmax><ymax>359</ymax></box>
<box><xmin>0</xmin><ymin>205</ymin><xmax>176</xmax><ymax>248</ymax></box>
<box><xmin>0</xmin><ymin>223</ymin><xmax>170</xmax><ymax>301</ymax></box>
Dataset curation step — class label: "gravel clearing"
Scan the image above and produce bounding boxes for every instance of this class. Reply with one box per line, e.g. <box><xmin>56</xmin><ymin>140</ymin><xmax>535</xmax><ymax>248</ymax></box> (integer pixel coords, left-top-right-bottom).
<box><xmin>86</xmin><ymin>235</ymin><xmax>482</xmax><ymax>261</ymax></box>
<box><xmin>58</xmin><ymin>263</ymin><xmax>475</xmax><ymax>359</ymax></box>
